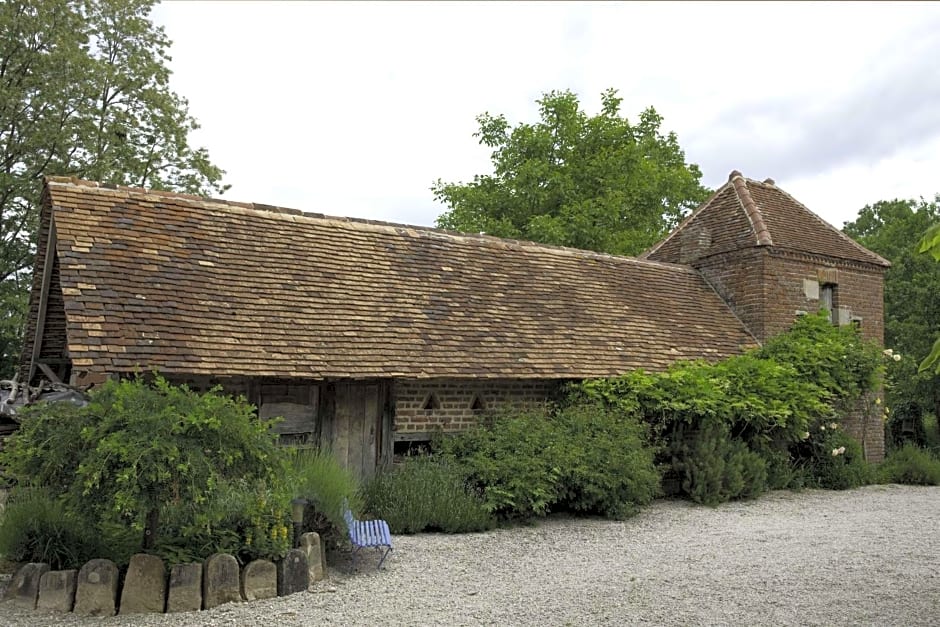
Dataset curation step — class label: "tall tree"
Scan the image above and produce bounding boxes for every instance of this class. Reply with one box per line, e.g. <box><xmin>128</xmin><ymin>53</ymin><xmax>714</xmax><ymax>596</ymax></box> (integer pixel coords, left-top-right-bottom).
<box><xmin>843</xmin><ymin>197</ymin><xmax>940</xmax><ymax>417</ymax></box>
<box><xmin>433</xmin><ymin>89</ymin><xmax>709</xmax><ymax>256</ymax></box>
<box><xmin>0</xmin><ymin>0</ymin><xmax>227</xmax><ymax>377</ymax></box>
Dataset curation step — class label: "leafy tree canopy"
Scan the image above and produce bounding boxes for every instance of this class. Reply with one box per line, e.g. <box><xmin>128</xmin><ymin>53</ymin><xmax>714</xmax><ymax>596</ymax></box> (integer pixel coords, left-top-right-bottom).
<box><xmin>0</xmin><ymin>0</ymin><xmax>227</xmax><ymax>376</ymax></box>
<box><xmin>433</xmin><ymin>89</ymin><xmax>709</xmax><ymax>257</ymax></box>
<box><xmin>843</xmin><ymin>196</ymin><xmax>940</xmax><ymax>411</ymax></box>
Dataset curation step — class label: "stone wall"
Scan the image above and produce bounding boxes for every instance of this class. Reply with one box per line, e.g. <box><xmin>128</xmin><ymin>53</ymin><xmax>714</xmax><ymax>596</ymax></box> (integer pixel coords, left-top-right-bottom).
<box><xmin>392</xmin><ymin>378</ymin><xmax>560</xmax><ymax>438</ymax></box>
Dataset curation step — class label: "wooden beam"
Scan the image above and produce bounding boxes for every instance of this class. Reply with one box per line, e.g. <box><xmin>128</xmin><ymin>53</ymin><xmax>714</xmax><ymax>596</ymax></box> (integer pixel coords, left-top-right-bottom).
<box><xmin>28</xmin><ymin>218</ymin><xmax>57</xmax><ymax>384</ymax></box>
<box><xmin>36</xmin><ymin>363</ymin><xmax>62</xmax><ymax>384</ymax></box>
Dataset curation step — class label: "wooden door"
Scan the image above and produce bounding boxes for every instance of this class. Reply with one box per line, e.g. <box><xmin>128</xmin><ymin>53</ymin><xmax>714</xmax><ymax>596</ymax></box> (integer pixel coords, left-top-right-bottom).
<box><xmin>328</xmin><ymin>382</ymin><xmax>388</xmax><ymax>480</ymax></box>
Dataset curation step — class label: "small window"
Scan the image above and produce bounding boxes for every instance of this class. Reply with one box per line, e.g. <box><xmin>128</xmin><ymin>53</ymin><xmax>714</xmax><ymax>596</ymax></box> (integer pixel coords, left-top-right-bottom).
<box><xmin>421</xmin><ymin>392</ymin><xmax>440</xmax><ymax>412</ymax></box>
<box><xmin>820</xmin><ymin>283</ymin><xmax>837</xmax><ymax>324</ymax></box>
<box><xmin>394</xmin><ymin>439</ymin><xmax>432</xmax><ymax>458</ymax></box>
<box><xmin>469</xmin><ymin>394</ymin><xmax>485</xmax><ymax>413</ymax></box>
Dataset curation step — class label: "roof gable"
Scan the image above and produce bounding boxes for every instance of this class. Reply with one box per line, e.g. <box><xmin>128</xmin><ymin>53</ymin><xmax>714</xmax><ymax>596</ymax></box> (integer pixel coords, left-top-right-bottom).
<box><xmin>643</xmin><ymin>171</ymin><xmax>890</xmax><ymax>267</ymax></box>
<box><xmin>39</xmin><ymin>178</ymin><xmax>757</xmax><ymax>380</ymax></box>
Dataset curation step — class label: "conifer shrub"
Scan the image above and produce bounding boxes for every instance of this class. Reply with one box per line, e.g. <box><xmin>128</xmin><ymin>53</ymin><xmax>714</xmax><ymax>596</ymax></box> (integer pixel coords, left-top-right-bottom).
<box><xmin>667</xmin><ymin>422</ymin><xmax>768</xmax><ymax>505</ymax></box>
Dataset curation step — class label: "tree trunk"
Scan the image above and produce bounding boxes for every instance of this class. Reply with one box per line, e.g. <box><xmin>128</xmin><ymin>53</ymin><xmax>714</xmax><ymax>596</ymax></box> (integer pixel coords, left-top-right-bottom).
<box><xmin>142</xmin><ymin>507</ymin><xmax>159</xmax><ymax>551</ymax></box>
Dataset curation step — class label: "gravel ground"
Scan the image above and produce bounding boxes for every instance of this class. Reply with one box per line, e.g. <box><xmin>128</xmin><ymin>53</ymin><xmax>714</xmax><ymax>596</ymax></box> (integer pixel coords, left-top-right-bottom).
<box><xmin>0</xmin><ymin>484</ymin><xmax>937</xmax><ymax>626</ymax></box>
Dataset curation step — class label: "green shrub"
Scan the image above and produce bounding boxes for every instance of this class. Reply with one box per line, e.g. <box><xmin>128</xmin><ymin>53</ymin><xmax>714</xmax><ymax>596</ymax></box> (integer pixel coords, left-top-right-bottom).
<box><xmin>443</xmin><ymin>410</ymin><xmax>560</xmax><ymax>520</ymax></box>
<box><xmin>753</xmin><ymin>443</ymin><xmax>801</xmax><ymax>491</ymax></box>
<box><xmin>795</xmin><ymin>426</ymin><xmax>873</xmax><ymax>490</ymax></box>
<box><xmin>878</xmin><ymin>445</ymin><xmax>940</xmax><ymax>485</ymax></box>
<box><xmin>551</xmin><ymin>402</ymin><xmax>660</xmax><ymax>518</ymax></box>
<box><xmin>0</xmin><ymin>488</ymin><xmax>101</xmax><ymax>569</ymax></box>
<box><xmin>668</xmin><ymin>422</ymin><xmax>768</xmax><ymax>505</ymax></box>
<box><xmin>156</xmin><ymin>478</ymin><xmax>291</xmax><ymax>565</ymax></box>
<box><xmin>0</xmin><ymin>376</ymin><xmax>289</xmax><ymax>563</ymax></box>
<box><xmin>442</xmin><ymin>401</ymin><xmax>659</xmax><ymax>521</ymax></box>
<box><xmin>576</xmin><ymin>313</ymin><xmax>885</xmax><ymax>504</ymax></box>
<box><xmin>363</xmin><ymin>455</ymin><xmax>494</xmax><ymax>534</ymax></box>
<box><xmin>284</xmin><ymin>447</ymin><xmax>361</xmax><ymax>544</ymax></box>
<box><xmin>922</xmin><ymin>413</ymin><xmax>940</xmax><ymax>454</ymax></box>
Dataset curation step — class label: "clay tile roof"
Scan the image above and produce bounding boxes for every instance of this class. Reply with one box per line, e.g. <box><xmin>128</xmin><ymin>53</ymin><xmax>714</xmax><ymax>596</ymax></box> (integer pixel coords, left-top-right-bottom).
<box><xmin>42</xmin><ymin>178</ymin><xmax>757</xmax><ymax>380</ymax></box>
<box><xmin>641</xmin><ymin>171</ymin><xmax>890</xmax><ymax>267</ymax></box>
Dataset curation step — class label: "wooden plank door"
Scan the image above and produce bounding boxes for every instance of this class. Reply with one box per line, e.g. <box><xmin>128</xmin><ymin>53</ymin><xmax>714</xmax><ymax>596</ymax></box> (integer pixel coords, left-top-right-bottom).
<box><xmin>331</xmin><ymin>382</ymin><xmax>383</xmax><ymax>480</ymax></box>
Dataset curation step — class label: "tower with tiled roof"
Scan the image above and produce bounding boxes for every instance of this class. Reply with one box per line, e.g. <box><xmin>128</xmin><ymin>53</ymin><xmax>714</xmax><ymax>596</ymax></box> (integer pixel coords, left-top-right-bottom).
<box><xmin>644</xmin><ymin>170</ymin><xmax>889</xmax><ymax>459</ymax></box>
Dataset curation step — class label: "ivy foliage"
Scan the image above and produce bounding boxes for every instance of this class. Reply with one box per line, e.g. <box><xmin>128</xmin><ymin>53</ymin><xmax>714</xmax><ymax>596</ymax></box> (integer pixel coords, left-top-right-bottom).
<box><xmin>576</xmin><ymin>313</ymin><xmax>883</xmax><ymax>504</ymax></box>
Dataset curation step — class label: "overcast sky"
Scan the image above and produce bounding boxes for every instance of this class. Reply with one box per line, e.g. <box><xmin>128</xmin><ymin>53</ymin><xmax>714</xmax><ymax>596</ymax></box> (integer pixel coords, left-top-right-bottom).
<box><xmin>150</xmin><ymin>1</ymin><xmax>940</xmax><ymax>233</ymax></box>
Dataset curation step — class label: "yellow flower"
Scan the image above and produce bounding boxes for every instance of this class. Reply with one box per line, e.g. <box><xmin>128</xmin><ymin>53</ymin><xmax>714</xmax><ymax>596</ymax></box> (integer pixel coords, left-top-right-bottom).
<box><xmin>875</xmin><ymin>397</ymin><xmax>882</xmax><ymax>405</ymax></box>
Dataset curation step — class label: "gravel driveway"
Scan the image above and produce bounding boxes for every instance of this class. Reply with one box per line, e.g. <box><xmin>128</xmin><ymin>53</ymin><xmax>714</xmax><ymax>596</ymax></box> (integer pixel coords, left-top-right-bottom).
<box><xmin>1</xmin><ymin>484</ymin><xmax>937</xmax><ymax>626</ymax></box>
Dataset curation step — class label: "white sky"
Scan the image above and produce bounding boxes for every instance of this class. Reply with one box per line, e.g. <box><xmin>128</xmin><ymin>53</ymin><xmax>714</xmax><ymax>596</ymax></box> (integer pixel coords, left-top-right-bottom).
<box><xmin>151</xmin><ymin>1</ymin><xmax>940</xmax><ymax>232</ymax></box>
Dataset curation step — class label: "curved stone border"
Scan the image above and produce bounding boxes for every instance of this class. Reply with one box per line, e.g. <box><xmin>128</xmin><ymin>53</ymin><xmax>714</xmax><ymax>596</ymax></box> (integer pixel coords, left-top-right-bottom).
<box><xmin>1</xmin><ymin>532</ymin><xmax>328</xmax><ymax>616</ymax></box>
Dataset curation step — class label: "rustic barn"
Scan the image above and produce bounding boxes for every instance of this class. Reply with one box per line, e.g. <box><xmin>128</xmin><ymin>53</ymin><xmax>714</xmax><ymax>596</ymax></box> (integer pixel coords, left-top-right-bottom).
<box><xmin>18</xmin><ymin>171</ymin><xmax>889</xmax><ymax>475</ymax></box>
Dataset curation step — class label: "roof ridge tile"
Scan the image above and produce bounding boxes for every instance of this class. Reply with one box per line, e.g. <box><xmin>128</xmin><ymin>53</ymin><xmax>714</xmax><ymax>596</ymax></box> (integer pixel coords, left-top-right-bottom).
<box><xmin>729</xmin><ymin>171</ymin><xmax>773</xmax><ymax>246</ymax></box>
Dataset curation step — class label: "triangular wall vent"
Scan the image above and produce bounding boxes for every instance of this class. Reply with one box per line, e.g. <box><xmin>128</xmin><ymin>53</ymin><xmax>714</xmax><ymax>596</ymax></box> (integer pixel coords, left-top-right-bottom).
<box><xmin>422</xmin><ymin>392</ymin><xmax>441</xmax><ymax>411</ymax></box>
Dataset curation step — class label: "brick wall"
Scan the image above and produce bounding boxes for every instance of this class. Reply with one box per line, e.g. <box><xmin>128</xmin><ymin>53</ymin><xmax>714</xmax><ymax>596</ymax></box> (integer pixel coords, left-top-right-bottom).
<box><xmin>393</xmin><ymin>378</ymin><xmax>560</xmax><ymax>437</ymax></box>
<box><xmin>691</xmin><ymin>248</ymin><xmax>767</xmax><ymax>341</ymax></box>
<box><xmin>761</xmin><ymin>251</ymin><xmax>884</xmax><ymax>344</ymax></box>
<box><xmin>840</xmin><ymin>396</ymin><xmax>886</xmax><ymax>462</ymax></box>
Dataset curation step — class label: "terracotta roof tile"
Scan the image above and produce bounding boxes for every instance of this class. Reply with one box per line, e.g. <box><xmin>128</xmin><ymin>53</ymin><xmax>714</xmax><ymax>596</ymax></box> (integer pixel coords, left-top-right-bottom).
<box><xmin>642</xmin><ymin>171</ymin><xmax>889</xmax><ymax>267</ymax></box>
<box><xmin>44</xmin><ymin>179</ymin><xmax>757</xmax><ymax>379</ymax></box>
